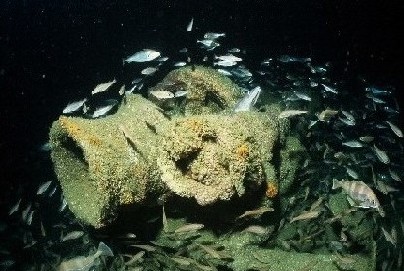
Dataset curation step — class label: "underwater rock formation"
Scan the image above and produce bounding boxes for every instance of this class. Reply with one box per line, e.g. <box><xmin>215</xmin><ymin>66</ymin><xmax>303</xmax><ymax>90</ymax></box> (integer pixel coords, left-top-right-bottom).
<box><xmin>49</xmin><ymin>66</ymin><xmax>303</xmax><ymax>227</ymax></box>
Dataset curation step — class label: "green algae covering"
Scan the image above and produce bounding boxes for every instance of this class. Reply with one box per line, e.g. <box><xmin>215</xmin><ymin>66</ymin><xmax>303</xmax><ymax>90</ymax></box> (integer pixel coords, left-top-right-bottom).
<box><xmin>49</xmin><ymin>66</ymin><xmax>303</xmax><ymax>228</ymax></box>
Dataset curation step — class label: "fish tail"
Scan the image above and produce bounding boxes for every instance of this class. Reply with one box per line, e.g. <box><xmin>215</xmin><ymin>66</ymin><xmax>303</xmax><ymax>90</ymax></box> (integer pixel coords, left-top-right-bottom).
<box><xmin>332</xmin><ymin>179</ymin><xmax>341</xmax><ymax>190</ymax></box>
<box><xmin>98</xmin><ymin>242</ymin><xmax>114</xmax><ymax>257</ymax></box>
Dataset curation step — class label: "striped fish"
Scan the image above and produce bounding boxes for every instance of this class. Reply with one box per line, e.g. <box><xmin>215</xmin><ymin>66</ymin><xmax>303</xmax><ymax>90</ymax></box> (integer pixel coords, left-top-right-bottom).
<box><xmin>332</xmin><ymin>179</ymin><xmax>384</xmax><ymax>217</ymax></box>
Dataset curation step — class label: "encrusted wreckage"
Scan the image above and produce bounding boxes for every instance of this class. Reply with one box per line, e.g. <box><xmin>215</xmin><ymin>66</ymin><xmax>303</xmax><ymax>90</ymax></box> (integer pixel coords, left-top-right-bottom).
<box><xmin>49</xmin><ymin>66</ymin><xmax>303</xmax><ymax>228</ymax></box>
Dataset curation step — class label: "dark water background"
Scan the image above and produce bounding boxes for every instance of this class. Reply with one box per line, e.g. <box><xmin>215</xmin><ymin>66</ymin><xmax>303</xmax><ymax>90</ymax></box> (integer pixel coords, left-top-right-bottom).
<box><xmin>0</xmin><ymin>0</ymin><xmax>402</xmax><ymax>214</ymax></box>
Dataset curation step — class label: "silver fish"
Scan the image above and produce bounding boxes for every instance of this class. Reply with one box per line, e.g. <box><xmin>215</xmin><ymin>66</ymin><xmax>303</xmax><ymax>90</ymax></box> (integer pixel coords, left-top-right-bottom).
<box><xmin>62</xmin><ymin>231</ymin><xmax>85</xmax><ymax>242</ymax></box>
<box><xmin>386</xmin><ymin>121</ymin><xmax>403</xmax><ymax>137</ymax></box>
<box><xmin>373</xmin><ymin>144</ymin><xmax>390</xmax><ymax>164</ymax></box>
<box><xmin>290</xmin><ymin>210</ymin><xmax>320</xmax><ymax>223</ymax></box>
<box><xmin>92</xmin><ymin>99</ymin><xmax>118</xmax><ymax>118</ymax></box>
<box><xmin>49</xmin><ymin>186</ymin><xmax>57</xmax><ymax>197</ymax></box>
<box><xmin>59</xmin><ymin>198</ymin><xmax>68</xmax><ymax>212</ymax></box>
<box><xmin>37</xmin><ymin>181</ymin><xmax>52</xmax><ymax>195</ymax></box>
<box><xmin>237</xmin><ymin>207</ymin><xmax>274</xmax><ymax>219</ymax></box>
<box><xmin>234</xmin><ymin>86</ymin><xmax>261</xmax><ymax>112</ymax></box>
<box><xmin>339</xmin><ymin>117</ymin><xmax>356</xmax><ymax>126</ymax></box>
<box><xmin>174</xmin><ymin>61</ymin><xmax>187</xmax><ymax>67</ymax></box>
<box><xmin>381</xmin><ymin>226</ymin><xmax>397</xmax><ymax>247</ymax></box>
<box><xmin>389</xmin><ymin>168</ymin><xmax>401</xmax><ymax>182</ymax></box>
<box><xmin>214</xmin><ymin>60</ymin><xmax>237</xmax><ymax>67</ymax></box>
<box><xmin>318</xmin><ymin>109</ymin><xmax>338</xmax><ymax>121</ymax></box>
<box><xmin>125</xmin><ymin>251</ymin><xmax>145</xmax><ymax>266</ymax></box>
<box><xmin>62</xmin><ymin>98</ymin><xmax>87</xmax><ymax>114</ymax></box>
<box><xmin>198</xmin><ymin>244</ymin><xmax>221</xmax><ymax>259</ymax></box>
<box><xmin>174</xmin><ymin>223</ymin><xmax>204</xmax><ymax>233</ymax></box>
<box><xmin>58</xmin><ymin>242</ymin><xmax>113</xmax><ymax>271</ymax></box>
<box><xmin>341</xmin><ymin>110</ymin><xmax>355</xmax><ymax>121</ymax></box>
<box><xmin>228</xmin><ymin>48</ymin><xmax>241</xmax><ymax>53</ymax></box>
<box><xmin>365</xmin><ymin>86</ymin><xmax>391</xmax><ymax>95</ymax></box>
<box><xmin>21</xmin><ymin>203</ymin><xmax>31</xmax><ymax>222</ymax></box>
<box><xmin>91</xmin><ymin>79</ymin><xmax>116</xmax><ymax>95</ymax></box>
<box><xmin>174</xmin><ymin>90</ymin><xmax>187</xmax><ymax>98</ymax></box>
<box><xmin>359</xmin><ymin>136</ymin><xmax>374</xmax><ymax>143</ymax></box>
<box><xmin>332</xmin><ymin>179</ymin><xmax>384</xmax><ymax>216</ymax></box>
<box><xmin>215</xmin><ymin>54</ymin><xmax>242</xmax><ymax>62</ymax></box>
<box><xmin>293</xmin><ymin>91</ymin><xmax>311</xmax><ymax>101</ymax></box>
<box><xmin>186</xmin><ymin>17</ymin><xmax>194</xmax><ymax>32</ymax></box>
<box><xmin>342</xmin><ymin>140</ymin><xmax>364</xmax><ymax>148</ymax></box>
<box><xmin>149</xmin><ymin>90</ymin><xmax>175</xmax><ymax>100</ymax></box>
<box><xmin>231</xmin><ymin>67</ymin><xmax>252</xmax><ymax>78</ymax></box>
<box><xmin>366</xmin><ymin>94</ymin><xmax>386</xmax><ymax>104</ymax></box>
<box><xmin>141</xmin><ymin>67</ymin><xmax>158</xmax><ymax>75</ymax></box>
<box><xmin>261</xmin><ymin>58</ymin><xmax>272</xmax><ymax>66</ymax></box>
<box><xmin>308</xmin><ymin>120</ymin><xmax>318</xmax><ymax>129</ymax></box>
<box><xmin>278</xmin><ymin>110</ymin><xmax>308</xmax><ymax>119</ymax></box>
<box><xmin>158</xmin><ymin>56</ymin><xmax>169</xmax><ymax>62</ymax></box>
<box><xmin>376</xmin><ymin>180</ymin><xmax>399</xmax><ymax>194</ymax></box>
<box><xmin>346</xmin><ymin>167</ymin><xmax>359</xmax><ymax>179</ymax></box>
<box><xmin>162</xmin><ymin>204</ymin><xmax>168</xmax><ymax>231</ymax></box>
<box><xmin>197</xmin><ymin>39</ymin><xmax>220</xmax><ymax>50</ymax></box>
<box><xmin>321</xmin><ymin>83</ymin><xmax>338</xmax><ymax>94</ymax></box>
<box><xmin>131</xmin><ymin>78</ymin><xmax>143</xmax><ymax>84</ymax></box>
<box><xmin>124</xmin><ymin>49</ymin><xmax>161</xmax><ymax>63</ymax></box>
<box><xmin>9</xmin><ymin>198</ymin><xmax>21</xmax><ymax>215</ymax></box>
<box><xmin>203</xmin><ymin>32</ymin><xmax>225</xmax><ymax>40</ymax></box>
<box><xmin>243</xmin><ymin>225</ymin><xmax>268</xmax><ymax>235</ymax></box>
<box><xmin>39</xmin><ymin>142</ymin><xmax>52</xmax><ymax>152</ymax></box>
<box><xmin>26</xmin><ymin>210</ymin><xmax>34</xmax><ymax>225</ymax></box>
<box><xmin>119</xmin><ymin>85</ymin><xmax>125</xmax><ymax>96</ymax></box>
<box><xmin>216</xmin><ymin>69</ymin><xmax>232</xmax><ymax>76</ymax></box>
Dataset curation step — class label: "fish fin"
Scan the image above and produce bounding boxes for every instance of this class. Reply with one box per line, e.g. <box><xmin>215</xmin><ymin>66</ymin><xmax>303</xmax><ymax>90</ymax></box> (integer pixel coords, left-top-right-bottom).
<box><xmin>98</xmin><ymin>242</ymin><xmax>114</xmax><ymax>257</ymax></box>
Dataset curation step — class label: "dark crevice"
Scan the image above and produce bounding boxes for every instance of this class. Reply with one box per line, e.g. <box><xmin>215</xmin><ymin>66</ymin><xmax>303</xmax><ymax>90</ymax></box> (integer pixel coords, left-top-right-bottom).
<box><xmin>175</xmin><ymin>151</ymin><xmax>199</xmax><ymax>173</ymax></box>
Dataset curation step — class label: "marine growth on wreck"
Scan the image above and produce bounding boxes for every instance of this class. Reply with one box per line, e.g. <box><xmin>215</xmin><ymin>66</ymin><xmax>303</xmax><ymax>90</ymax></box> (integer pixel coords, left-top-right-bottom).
<box><xmin>4</xmin><ymin>27</ymin><xmax>403</xmax><ymax>271</ymax></box>
<box><xmin>49</xmin><ymin>65</ymin><xmax>295</xmax><ymax>228</ymax></box>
